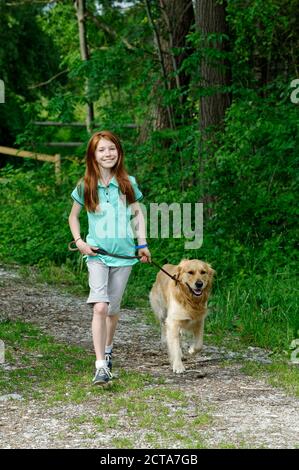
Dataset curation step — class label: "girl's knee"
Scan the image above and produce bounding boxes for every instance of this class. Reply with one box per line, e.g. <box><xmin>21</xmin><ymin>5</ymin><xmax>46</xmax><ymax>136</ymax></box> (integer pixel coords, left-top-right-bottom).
<box><xmin>93</xmin><ymin>302</ymin><xmax>108</xmax><ymax>316</ymax></box>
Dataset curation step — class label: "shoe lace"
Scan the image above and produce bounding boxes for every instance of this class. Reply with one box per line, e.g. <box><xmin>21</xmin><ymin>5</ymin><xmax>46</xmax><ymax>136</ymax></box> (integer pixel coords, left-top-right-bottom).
<box><xmin>95</xmin><ymin>366</ymin><xmax>112</xmax><ymax>379</ymax></box>
<box><xmin>105</xmin><ymin>352</ymin><xmax>112</xmax><ymax>362</ymax></box>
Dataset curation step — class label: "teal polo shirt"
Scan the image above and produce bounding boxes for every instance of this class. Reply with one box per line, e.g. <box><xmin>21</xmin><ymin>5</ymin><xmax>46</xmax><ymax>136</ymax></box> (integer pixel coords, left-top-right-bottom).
<box><xmin>71</xmin><ymin>175</ymin><xmax>143</xmax><ymax>267</ymax></box>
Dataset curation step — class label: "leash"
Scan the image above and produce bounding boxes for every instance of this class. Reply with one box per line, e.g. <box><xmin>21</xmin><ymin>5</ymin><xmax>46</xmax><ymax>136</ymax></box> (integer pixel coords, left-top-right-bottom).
<box><xmin>68</xmin><ymin>240</ymin><xmax>141</xmax><ymax>259</ymax></box>
<box><xmin>68</xmin><ymin>240</ymin><xmax>178</xmax><ymax>283</ymax></box>
<box><xmin>149</xmin><ymin>259</ymin><xmax>178</xmax><ymax>283</ymax></box>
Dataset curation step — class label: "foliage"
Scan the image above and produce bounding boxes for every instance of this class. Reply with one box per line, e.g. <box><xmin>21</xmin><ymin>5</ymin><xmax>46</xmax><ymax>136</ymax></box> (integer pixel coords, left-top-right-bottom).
<box><xmin>0</xmin><ymin>0</ymin><xmax>298</xmax><ymax>352</ymax></box>
<box><xmin>0</xmin><ymin>161</ymin><xmax>85</xmax><ymax>266</ymax></box>
<box><xmin>207</xmin><ymin>89</ymin><xmax>299</xmax><ymax>265</ymax></box>
<box><xmin>226</xmin><ymin>0</ymin><xmax>299</xmax><ymax>92</ymax></box>
<box><xmin>0</xmin><ymin>0</ymin><xmax>61</xmax><ymax>146</ymax></box>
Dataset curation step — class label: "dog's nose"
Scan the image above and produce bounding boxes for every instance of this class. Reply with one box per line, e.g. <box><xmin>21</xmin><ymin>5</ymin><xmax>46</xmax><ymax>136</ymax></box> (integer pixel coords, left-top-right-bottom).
<box><xmin>195</xmin><ymin>280</ymin><xmax>203</xmax><ymax>288</ymax></box>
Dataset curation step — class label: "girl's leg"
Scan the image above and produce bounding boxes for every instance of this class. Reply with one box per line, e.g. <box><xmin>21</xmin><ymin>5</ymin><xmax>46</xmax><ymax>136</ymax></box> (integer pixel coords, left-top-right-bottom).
<box><xmin>106</xmin><ymin>265</ymin><xmax>132</xmax><ymax>346</ymax></box>
<box><xmin>92</xmin><ymin>302</ymin><xmax>109</xmax><ymax>361</ymax></box>
<box><xmin>87</xmin><ymin>260</ymin><xmax>110</xmax><ymax>363</ymax></box>
<box><xmin>106</xmin><ymin>314</ymin><xmax>119</xmax><ymax>347</ymax></box>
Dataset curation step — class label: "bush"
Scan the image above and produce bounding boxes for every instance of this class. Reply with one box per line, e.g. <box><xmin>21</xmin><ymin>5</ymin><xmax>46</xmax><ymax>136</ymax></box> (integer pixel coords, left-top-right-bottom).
<box><xmin>208</xmin><ymin>90</ymin><xmax>298</xmax><ymax>267</ymax></box>
<box><xmin>0</xmin><ymin>160</ymin><xmax>86</xmax><ymax>266</ymax></box>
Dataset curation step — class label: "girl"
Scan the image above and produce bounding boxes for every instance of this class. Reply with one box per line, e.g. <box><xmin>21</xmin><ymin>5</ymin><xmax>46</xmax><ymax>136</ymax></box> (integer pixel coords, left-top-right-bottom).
<box><xmin>68</xmin><ymin>130</ymin><xmax>151</xmax><ymax>385</ymax></box>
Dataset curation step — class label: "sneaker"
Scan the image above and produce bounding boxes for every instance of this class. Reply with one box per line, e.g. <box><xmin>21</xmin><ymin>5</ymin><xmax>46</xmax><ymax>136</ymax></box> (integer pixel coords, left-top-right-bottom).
<box><xmin>105</xmin><ymin>350</ymin><xmax>113</xmax><ymax>372</ymax></box>
<box><xmin>92</xmin><ymin>366</ymin><xmax>112</xmax><ymax>386</ymax></box>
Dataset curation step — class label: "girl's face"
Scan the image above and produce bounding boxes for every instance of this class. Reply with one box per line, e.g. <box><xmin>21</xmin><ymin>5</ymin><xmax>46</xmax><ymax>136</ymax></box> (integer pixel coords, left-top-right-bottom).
<box><xmin>95</xmin><ymin>138</ymin><xmax>119</xmax><ymax>169</ymax></box>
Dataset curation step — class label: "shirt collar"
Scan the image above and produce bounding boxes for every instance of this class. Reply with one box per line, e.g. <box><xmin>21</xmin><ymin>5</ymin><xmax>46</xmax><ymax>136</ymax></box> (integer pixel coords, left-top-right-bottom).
<box><xmin>98</xmin><ymin>176</ymin><xmax>119</xmax><ymax>187</ymax></box>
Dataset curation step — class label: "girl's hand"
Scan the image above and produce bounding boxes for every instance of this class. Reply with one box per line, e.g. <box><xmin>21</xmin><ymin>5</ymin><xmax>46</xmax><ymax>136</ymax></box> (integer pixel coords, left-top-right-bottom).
<box><xmin>76</xmin><ymin>239</ymin><xmax>97</xmax><ymax>256</ymax></box>
<box><xmin>138</xmin><ymin>247</ymin><xmax>151</xmax><ymax>263</ymax></box>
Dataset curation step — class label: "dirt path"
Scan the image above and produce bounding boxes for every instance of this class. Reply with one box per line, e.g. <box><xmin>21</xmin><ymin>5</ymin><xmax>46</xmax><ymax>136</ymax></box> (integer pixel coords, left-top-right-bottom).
<box><xmin>0</xmin><ymin>265</ymin><xmax>298</xmax><ymax>449</ymax></box>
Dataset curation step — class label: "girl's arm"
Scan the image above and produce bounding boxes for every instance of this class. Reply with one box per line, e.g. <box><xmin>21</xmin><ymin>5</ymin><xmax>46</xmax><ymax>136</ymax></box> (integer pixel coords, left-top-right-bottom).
<box><xmin>130</xmin><ymin>201</ymin><xmax>151</xmax><ymax>262</ymax></box>
<box><xmin>68</xmin><ymin>201</ymin><xmax>97</xmax><ymax>256</ymax></box>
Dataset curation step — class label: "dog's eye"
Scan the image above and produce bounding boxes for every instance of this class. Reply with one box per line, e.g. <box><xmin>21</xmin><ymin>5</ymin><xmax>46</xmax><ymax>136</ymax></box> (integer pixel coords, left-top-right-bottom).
<box><xmin>188</xmin><ymin>271</ymin><xmax>194</xmax><ymax>275</ymax></box>
<box><xmin>200</xmin><ymin>270</ymin><xmax>207</xmax><ymax>275</ymax></box>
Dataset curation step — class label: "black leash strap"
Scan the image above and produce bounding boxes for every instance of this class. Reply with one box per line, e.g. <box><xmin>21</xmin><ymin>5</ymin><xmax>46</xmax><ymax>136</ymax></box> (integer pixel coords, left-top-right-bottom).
<box><xmin>149</xmin><ymin>259</ymin><xmax>178</xmax><ymax>283</ymax></box>
<box><xmin>68</xmin><ymin>241</ymin><xmax>178</xmax><ymax>282</ymax></box>
<box><xmin>91</xmin><ymin>246</ymin><xmax>140</xmax><ymax>260</ymax></box>
<box><xmin>68</xmin><ymin>240</ymin><xmax>140</xmax><ymax>259</ymax></box>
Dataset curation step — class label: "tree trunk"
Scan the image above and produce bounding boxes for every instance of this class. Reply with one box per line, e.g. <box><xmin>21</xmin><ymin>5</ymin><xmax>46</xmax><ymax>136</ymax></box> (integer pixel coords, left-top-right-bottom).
<box><xmin>143</xmin><ymin>0</ymin><xmax>194</xmax><ymax>133</ymax></box>
<box><xmin>194</xmin><ymin>0</ymin><xmax>231</xmax><ymax>207</ymax></box>
<box><xmin>159</xmin><ymin>0</ymin><xmax>194</xmax><ymax>104</ymax></box>
<box><xmin>195</xmin><ymin>0</ymin><xmax>231</xmax><ymax>134</ymax></box>
<box><xmin>74</xmin><ymin>0</ymin><xmax>94</xmax><ymax>134</ymax></box>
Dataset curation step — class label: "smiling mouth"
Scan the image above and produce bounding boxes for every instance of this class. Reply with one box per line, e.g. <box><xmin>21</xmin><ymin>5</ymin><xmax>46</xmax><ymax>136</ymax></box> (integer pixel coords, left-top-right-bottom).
<box><xmin>192</xmin><ymin>288</ymin><xmax>202</xmax><ymax>296</ymax></box>
<box><xmin>186</xmin><ymin>283</ymin><xmax>203</xmax><ymax>296</ymax></box>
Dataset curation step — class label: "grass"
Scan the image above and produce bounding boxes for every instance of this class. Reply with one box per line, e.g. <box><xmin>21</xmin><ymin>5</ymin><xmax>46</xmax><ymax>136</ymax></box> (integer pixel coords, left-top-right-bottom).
<box><xmin>0</xmin><ymin>319</ymin><xmax>212</xmax><ymax>448</ymax></box>
<box><xmin>1</xmin><ymin>318</ymin><xmax>298</xmax><ymax>448</ymax></box>
<box><xmin>18</xmin><ymin>259</ymin><xmax>88</xmax><ymax>297</ymax></box>
<box><xmin>241</xmin><ymin>361</ymin><xmax>299</xmax><ymax>397</ymax></box>
<box><xmin>205</xmin><ymin>266</ymin><xmax>299</xmax><ymax>352</ymax></box>
<box><xmin>0</xmin><ymin>319</ymin><xmax>154</xmax><ymax>401</ymax></box>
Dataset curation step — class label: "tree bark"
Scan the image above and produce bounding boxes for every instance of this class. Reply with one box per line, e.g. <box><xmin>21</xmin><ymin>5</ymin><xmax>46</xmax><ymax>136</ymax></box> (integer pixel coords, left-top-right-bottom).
<box><xmin>74</xmin><ymin>0</ymin><xmax>94</xmax><ymax>134</ymax></box>
<box><xmin>194</xmin><ymin>0</ymin><xmax>231</xmax><ymax>207</ymax></box>
<box><xmin>159</xmin><ymin>0</ymin><xmax>194</xmax><ymax>102</ymax></box>
<box><xmin>143</xmin><ymin>0</ymin><xmax>194</xmax><ymax>133</ymax></box>
<box><xmin>195</xmin><ymin>0</ymin><xmax>231</xmax><ymax>135</ymax></box>
<box><xmin>144</xmin><ymin>0</ymin><xmax>175</xmax><ymax>130</ymax></box>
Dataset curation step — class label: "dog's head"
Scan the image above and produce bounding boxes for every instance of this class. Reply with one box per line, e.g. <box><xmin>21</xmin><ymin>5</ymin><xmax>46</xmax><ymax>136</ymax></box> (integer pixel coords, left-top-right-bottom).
<box><xmin>174</xmin><ymin>259</ymin><xmax>215</xmax><ymax>298</ymax></box>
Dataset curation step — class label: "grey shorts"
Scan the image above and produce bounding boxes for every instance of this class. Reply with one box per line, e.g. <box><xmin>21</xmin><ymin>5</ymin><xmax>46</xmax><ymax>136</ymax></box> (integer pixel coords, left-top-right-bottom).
<box><xmin>86</xmin><ymin>259</ymin><xmax>132</xmax><ymax>315</ymax></box>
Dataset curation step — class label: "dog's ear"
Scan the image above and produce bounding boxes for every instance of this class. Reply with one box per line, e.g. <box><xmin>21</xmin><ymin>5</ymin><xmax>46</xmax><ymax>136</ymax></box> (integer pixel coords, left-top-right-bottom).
<box><xmin>173</xmin><ymin>265</ymin><xmax>182</xmax><ymax>283</ymax></box>
<box><xmin>206</xmin><ymin>263</ymin><xmax>216</xmax><ymax>284</ymax></box>
<box><xmin>173</xmin><ymin>260</ymin><xmax>189</xmax><ymax>283</ymax></box>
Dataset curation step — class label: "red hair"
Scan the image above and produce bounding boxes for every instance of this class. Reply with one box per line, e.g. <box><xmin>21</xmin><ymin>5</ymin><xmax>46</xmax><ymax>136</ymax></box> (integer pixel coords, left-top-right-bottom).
<box><xmin>81</xmin><ymin>130</ymin><xmax>136</xmax><ymax>212</ymax></box>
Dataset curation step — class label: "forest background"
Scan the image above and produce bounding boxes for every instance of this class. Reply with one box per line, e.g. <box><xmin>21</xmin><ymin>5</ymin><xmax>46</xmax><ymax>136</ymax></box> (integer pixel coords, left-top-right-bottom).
<box><xmin>0</xmin><ymin>0</ymin><xmax>298</xmax><ymax>353</ymax></box>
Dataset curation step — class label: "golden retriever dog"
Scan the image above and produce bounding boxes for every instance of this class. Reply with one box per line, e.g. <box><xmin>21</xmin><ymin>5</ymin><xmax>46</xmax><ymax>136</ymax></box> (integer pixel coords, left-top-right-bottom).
<box><xmin>149</xmin><ymin>259</ymin><xmax>215</xmax><ymax>373</ymax></box>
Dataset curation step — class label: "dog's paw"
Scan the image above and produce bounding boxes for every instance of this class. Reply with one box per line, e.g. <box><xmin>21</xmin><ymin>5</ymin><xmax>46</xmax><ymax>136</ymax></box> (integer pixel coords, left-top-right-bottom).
<box><xmin>188</xmin><ymin>344</ymin><xmax>202</xmax><ymax>355</ymax></box>
<box><xmin>172</xmin><ymin>362</ymin><xmax>185</xmax><ymax>374</ymax></box>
